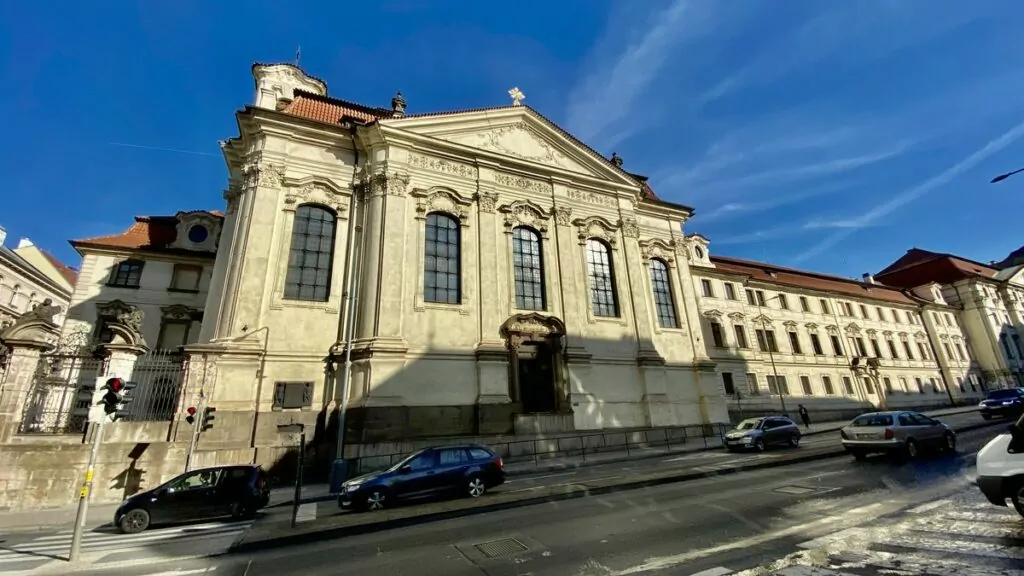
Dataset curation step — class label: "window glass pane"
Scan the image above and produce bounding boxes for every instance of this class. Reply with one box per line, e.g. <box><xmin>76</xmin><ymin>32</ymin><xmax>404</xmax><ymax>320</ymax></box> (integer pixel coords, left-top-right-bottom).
<box><xmin>649</xmin><ymin>259</ymin><xmax>677</xmax><ymax>328</ymax></box>
<box><xmin>423</xmin><ymin>213</ymin><xmax>461</xmax><ymax>304</ymax></box>
<box><xmin>512</xmin><ymin>227</ymin><xmax>545</xmax><ymax>310</ymax></box>
<box><xmin>586</xmin><ymin>239</ymin><xmax>618</xmax><ymax>317</ymax></box>
<box><xmin>284</xmin><ymin>206</ymin><xmax>337</xmax><ymax>302</ymax></box>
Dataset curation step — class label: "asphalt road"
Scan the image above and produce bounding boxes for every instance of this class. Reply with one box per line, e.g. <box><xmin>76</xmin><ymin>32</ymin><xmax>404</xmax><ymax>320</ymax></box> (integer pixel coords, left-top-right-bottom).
<box><xmin>78</xmin><ymin>417</ymin><xmax>1011</xmax><ymax>576</ymax></box>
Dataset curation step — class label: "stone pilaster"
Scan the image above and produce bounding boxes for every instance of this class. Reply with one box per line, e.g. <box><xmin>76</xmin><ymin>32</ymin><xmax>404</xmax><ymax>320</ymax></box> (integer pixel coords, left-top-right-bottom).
<box><xmin>0</xmin><ymin>303</ymin><xmax>62</xmax><ymax>441</ymax></box>
<box><xmin>671</xmin><ymin>239</ymin><xmax>711</xmax><ymax>363</ymax></box>
<box><xmin>475</xmin><ymin>188</ymin><xmax>503</xmax><ymax>346</ymax></box>
<box><xmin>619</xmin><ymin>217</ymin><xmax>662</xmax><ymax>362</ymax></box>
<box><xmin>549</xmin><ymin>198</ymin><xmax>590</xmax><ymax>361</ymax></box>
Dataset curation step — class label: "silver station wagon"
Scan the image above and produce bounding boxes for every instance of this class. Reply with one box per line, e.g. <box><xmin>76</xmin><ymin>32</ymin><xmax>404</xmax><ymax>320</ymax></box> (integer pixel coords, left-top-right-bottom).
<box><xmin>840</xmin><ymin>411</ymin><xmax>956</xmax><ymax>460</ymax></box>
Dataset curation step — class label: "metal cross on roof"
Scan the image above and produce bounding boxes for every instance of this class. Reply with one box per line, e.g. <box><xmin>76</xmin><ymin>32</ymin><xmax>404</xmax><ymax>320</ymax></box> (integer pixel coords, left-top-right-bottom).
<box><xmin>508</xmin><ymin>87</ymin><xmax>525</xmax><ymax>106</ymax></box>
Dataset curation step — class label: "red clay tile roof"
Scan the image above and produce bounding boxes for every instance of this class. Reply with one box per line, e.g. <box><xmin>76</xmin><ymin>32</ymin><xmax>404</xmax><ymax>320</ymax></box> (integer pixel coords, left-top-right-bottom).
<box><xmin>710</xmin><ymin>255</ymin><xmax>920</xmax><ymax>306</ymax></box>
<box><xmin>70</xmin><ymin>212</ymin><xmax>222</xmax><ymax>254</ymax></box>
<box><xmin>38</xmin><ymin>249</ymin><xmax>78</xmax><ymax>285</ymax></box>
<box><xmin>876</xmin><ymin>248</ymin><xmax>998</xmax><ymax>288</ymax></box>
<box><xmin>278</xmin><ymin>91</ymin><xmax>666</xmax><ymax>202</ymax></box>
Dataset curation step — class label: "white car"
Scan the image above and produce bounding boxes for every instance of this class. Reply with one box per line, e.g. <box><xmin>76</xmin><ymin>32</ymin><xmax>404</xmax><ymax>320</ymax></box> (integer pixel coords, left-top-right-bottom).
<box><xmin>976</xmin><ymin>414</ymin><xmax>1024</xmax><ymax>519</ymax></box>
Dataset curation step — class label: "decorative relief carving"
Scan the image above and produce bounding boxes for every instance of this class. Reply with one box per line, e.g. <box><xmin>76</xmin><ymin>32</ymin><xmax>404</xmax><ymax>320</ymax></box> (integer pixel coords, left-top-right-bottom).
<box><xmin>408</xmin><ymin>153</ymin><xmax>477</xmax><ymax>179</ymax></box>
<box><xmin>703</xmin><ymin>309</ymin><xmax>724</xmax><ymax>319</ymax></box>
<box><xmin>282</xmin><ymin>180</ymin><xmax>350</xmax><ymax>215</ymax></box>
<box><xmin>882</xmin><ymin>330</ymin><xmax>894</xmax><ymax>336</ymax></box>
<box><xmin>844</xmin><ymin>323</ymin><xmax>861</xmax><ymax>335</ymax></box>
<box><xmin>364</xmin><ymin>172</ymin><xmax>410</xmax><ymax>198</ymax></box>
<box><xmin>783</xmin><ymin>320</ymin><xmax>799</xmax><ymax>329</ymax></box>
<box><xmin>567</xmin><ymin>188</ymin><xmax>617</xmax><ymax>208</ymax></box>
<box><xmin>223</xmin><ymin>186</ymin><xmax>241</xmax><ymax>214</ymax></box>
<box><xmin>728</xmin><ymin>312</ymin><xmax>746</xmax><ymax>320</ymax></box>
<box><xmin>554</xmin><ymin>206</ymin><xmax>572</xmax><ymax>226</ymax></box>
<box><xmin>476</xmin><ymin>191</ymin><xmax>498</xmax><ymax>214</ymax></box>
<box><xmin>939</xmin><ymin>333</ymin><xmax>950</xmax><ymax>341</ymax></box>
<box><xmin>915</xmin><ymin>331</ymin><xmax>929</xmax><ymax>341</ymax></box>
<box><xmin>638</xmin><ymin>239</ymin><xmax>675</xmax><ymax>264</ymax></box>
<box><xmin>493</xmin><ymin>172</ymin><xmax>551</xmax><ymax>195</ymax></box>
<box><xmin>619</xmin><ymin>217</ymin><xmax>640</xmax><ymax>239</ymax></box>
<box><xmin>753</xmin><ymin>314</ymin><xmax>773</xmax><ymax>325</ymax></box>
<box><xmin>826</xmin><ymin>324</ymin><xmax>840</xmax><ymax>334</ymax></box>
<box><xmin>898</xmin><ymin>332</ymin><xmax>910</xmax><ymax>341</ymax></box>
<box><xmin>410</xmin><ymin>187</ymin><xmax>474</xmax><ymax>224</ymax></box>
<box><xmin>805</xmin><ymin>322</ymin><xmax>819</xmax><ymax>330</ymax></box>
<box><xmin>572</xmin><ymin>215</ymin><xmax>619</xmax><ymax>246</ymax></box>
<box><xmin>161</xmin><ymin>305</ymin><xmax>200</xmax><ymax>320</ymax></box>
<box><xmin>865</xmin><ymin>328</ymin><xmax>878</xmax><ymax>336</ymax></box>
<box><xmin>500</xmin><ymin>200</ymin><xmax>550</xmax><ymax>233</ymax></box>
<box><xmin>467</xmin><ymin>122</ymin><xmax>573</xmax><ymax>169</ymax></box>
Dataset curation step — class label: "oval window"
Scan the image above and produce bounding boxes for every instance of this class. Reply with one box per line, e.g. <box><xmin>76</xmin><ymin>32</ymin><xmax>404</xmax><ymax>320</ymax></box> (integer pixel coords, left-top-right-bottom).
<box><xmin>188</xmin><ymin>225</ymin><xmax>209</xmax><ymax>243</ymax></box>
<box><xmin>694</xmin><ymin>246</ymin><xmax>704</xmax><ymax>259</ymax></box>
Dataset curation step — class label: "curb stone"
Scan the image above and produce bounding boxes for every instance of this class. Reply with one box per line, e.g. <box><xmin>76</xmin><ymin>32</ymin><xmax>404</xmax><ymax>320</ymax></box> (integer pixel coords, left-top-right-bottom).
<box><xmin>229</xmin><ymin>416</ymin><xmax>1000</xmax><ymax>554</ymax></box>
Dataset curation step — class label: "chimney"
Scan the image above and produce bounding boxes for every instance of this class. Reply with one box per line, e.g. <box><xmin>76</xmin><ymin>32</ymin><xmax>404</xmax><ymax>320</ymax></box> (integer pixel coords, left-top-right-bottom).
<box><xmin>252</xmin><ymin>63</ymin><xmax>328</xmax><ymax>110</ymax></box>
<box><xmin>17</xmin><ymin>237</ymin><xmax>33</xmax><ymax>249</ymax></box>
<box><xmin>862</xmin><ymin>273</ymin><xmax>876</xmax><ymax>285</ymax></box>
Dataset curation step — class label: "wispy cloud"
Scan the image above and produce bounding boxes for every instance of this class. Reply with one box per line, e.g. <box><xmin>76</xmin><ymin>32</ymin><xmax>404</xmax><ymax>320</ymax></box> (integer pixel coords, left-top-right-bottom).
<box><xmin>696</xmin><ymin>181</ymin><xmax>856</xmax><ymax>224</ymax></box>
<box><xmin>565</xmin><ymin>0</ymin><xmax>723</xmax><ymax>147</ymax></box>
<box><xmin>107</xmin><ymin>142</ymin><xmax>218</xmax><ymax>157</ymax></box>
<box><xmin>792</xmin><ymin>118</ymin><xmax>1024</xmax><ymax>262</ymax></box>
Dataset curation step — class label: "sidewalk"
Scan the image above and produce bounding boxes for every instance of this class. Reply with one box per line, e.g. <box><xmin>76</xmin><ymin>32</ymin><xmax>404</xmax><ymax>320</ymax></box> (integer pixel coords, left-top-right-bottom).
<box><xmin>0</xmin><ymin>405</ymin><xmax>980</xmax><ymax>533</ymax></box>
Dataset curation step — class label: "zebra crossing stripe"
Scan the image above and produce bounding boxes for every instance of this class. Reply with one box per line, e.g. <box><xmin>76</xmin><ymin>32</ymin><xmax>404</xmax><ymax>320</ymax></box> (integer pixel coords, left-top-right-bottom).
<box><xmin>687</xmin><ymin>568</ymin><xmax>734</xmax><ymax>576</ymax></box>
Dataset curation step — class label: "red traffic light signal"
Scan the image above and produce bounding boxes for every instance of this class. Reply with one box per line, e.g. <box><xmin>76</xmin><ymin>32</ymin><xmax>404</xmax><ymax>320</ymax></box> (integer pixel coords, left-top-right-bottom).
<box><xmin>106</xmin><ymin>377</ymin><xmax>125</xmax><ymax>393</ymax></box>
<box><xmin>185</xmin><ymin>406</ymin><xmax>197</xmax><ymax>425</ymax></box>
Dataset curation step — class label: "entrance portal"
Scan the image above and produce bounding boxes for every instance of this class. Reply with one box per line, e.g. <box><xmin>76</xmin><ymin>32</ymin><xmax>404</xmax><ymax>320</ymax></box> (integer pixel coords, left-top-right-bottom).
<box><xmin>517</xmin><ymin>340</ymin><xmax>556</xmax><ymax>413</ymax></box>
<box><xmin>500</xmin><ymin>313</ymin><xmax>568</xmax><ymax>414</ymax></box>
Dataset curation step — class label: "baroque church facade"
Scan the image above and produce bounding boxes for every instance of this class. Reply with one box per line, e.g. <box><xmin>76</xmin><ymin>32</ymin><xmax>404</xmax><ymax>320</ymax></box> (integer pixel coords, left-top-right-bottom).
<box><xmin>191</xmin><ymin>62</ymin><xmax>727</xmax><ymax>458</ymax></box>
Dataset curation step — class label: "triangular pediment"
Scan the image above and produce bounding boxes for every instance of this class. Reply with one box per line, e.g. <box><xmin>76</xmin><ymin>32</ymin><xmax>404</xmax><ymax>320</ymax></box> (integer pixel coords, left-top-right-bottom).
<box><xmin>382</xmin><ymin>107</ymin><xmax>637</xmax><ymax>185</ymax></box>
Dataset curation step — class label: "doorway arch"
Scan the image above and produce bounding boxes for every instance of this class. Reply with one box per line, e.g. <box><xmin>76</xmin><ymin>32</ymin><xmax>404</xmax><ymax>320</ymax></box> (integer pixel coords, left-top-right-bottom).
<box><xmin>499</xmin><ymin>313</ymin><xmax>569</xmax><ymax>414</ymax></box>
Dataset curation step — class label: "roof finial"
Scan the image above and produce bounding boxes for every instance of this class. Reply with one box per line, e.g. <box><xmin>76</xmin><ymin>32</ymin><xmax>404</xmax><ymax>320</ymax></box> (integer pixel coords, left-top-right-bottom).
<box><xmin>391</xmin><ymin>91</ymin><xmax>407</xmax><ymax>117</ymax></box>
<box><xmin>611</xmin><ymin>152</ymin><xmax>623</xmax><ymax>167</ymax></box>
<box><xmin>508</xmin><ymin>87</ymin><xmax>525</xmax><ymax>106</ymax></box>
<box><xmin>295</xmin><ymin>45</ymin><xmax>301</xmax><ymax>67</ymax></box>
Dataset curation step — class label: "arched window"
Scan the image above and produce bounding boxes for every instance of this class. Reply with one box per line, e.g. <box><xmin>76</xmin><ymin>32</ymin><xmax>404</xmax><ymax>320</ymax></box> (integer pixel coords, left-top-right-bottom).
<box><xmin>648</xmin><ymin>259</ymin><xmax>678</xmax><ymax>328</ymax></box>
<box><xmin>585</xmin><ymin>239</ymin><xmax>618</xmax><ymax>317</ymax></box>
<box><xmin>512</xmin><ymin>227</ymin><xmax>545</xmax><ymax>310</ymax></box>
<box><xmin>10</xmin><ymin>284</ymin><xmax>21</xmax><ymax>306</ymax></box>
<box><xmin>284</xmin><ymin>205</ymin><xmax>337</xmax><ymax>302</ymax></box>
<box><xmin>424</xmin><ymin>212</ymin><xmax>461</xmax><ymax>304</ymax></box>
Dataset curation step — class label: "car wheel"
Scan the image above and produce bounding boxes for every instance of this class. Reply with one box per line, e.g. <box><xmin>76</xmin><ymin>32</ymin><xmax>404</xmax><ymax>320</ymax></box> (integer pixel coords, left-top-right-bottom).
<box><xmin>943</xmin><ymin>432</ymin><xmax>956</xmax><ymax>453</ymax></box>
<box><xmin>231</xmin><ymin>501</ymin><xmax>256</xmax><ymax>520</ymax></box>
<box><xmin>1011</xmin><ymin>481</ymin><xmax>1024</xmax><ymax>520</ymax></box>
<box><xmin>467</xmin><ymin>475</ymin><xmax>487</xmax><ymax>498</ymax></box>
<box><xmin>754</xmin><ymin>438</ymin><xmax>765</xmax><ymax>452</ymax></box>
<box><xmin>363</xmin><ymin>489</ymin><xmax>388</xmax><ymax>511</ymax></box>
<box><xmin>851</xmin><ymin>450</ymin><xmax>867</xmax><ymax>461</ymax></box>
<box><xmin>118</xmin><ymin>508</ymin><xmax>150</xmax><ymax>534</ymax></box>
<box><xmin>789</xmin><ymin>435</ymin><xmax>800</xmax><ymax>448</ymax></box>
<box><xmin>905</xmin><ymin>439</ymin><xmax>919</xmax><ymax>459</ymax></box>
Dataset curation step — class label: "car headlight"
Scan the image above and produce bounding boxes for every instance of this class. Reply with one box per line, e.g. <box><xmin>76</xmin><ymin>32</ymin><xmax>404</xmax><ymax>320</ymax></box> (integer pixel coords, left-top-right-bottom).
<box><xmin>979</xmin><ymin>402</ymin><xmax>986</xmax><ymax>407</ymax></box>
<box><xmin>344</xmin><ymin>479</ymin><xmax>364</xmax><ymax>488</ymax></box>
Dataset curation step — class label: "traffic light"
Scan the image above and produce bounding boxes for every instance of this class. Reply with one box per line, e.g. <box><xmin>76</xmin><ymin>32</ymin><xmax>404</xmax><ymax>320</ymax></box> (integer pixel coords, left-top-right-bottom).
<box><xmin>185</xmin><ymin>406</ymin><xmax>197</xmax><ymax>425</ymax></box>
<box><xmin>96</xmin><ymin>378</ymin><xmax>137</xmax><ymax>422</ymax></box>
<box><xmin>114</xmin><ymin>380</ymin><xmax>137</xmax><ymax>421</ymax></box>
<box><xmin>202</xmin><ymin>407</ymin><xmax>216</xmax><ymax>431</ymax></box>
<box><xmin>100</xmin><ymin>378</ymin><xmax>124</xmax><ymax>415</ymax></box>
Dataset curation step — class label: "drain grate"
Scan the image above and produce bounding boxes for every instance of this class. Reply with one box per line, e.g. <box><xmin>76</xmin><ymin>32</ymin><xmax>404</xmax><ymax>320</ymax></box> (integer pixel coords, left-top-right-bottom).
<box><xmin>474</xmin><ymin>538</ymin><xmax>529</xmax><ymax>558</ymax></box>
<box><xmin>774</xmin><ymin>485</ymin><xmax>816</xmax><ymax>495</ymax></box>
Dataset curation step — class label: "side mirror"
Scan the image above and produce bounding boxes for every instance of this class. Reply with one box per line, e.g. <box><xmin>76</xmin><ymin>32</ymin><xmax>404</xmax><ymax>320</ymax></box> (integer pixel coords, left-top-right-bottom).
<box><xmin>399</xmin><ymin>464</ymin><xmax>412</xmax><ymax>474</ymax></box>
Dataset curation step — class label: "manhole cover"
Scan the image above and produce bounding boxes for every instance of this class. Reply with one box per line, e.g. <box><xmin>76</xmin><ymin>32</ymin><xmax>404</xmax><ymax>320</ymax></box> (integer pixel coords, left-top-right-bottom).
<box><xmin>474</xmin><ymin>538</ymin><xmax>529</xmax><ymax>558</ymax></box>
<box><xmin>774</xmin><ymin>485</ymin><xmax>816</xmax><ymax>495</ymax></box>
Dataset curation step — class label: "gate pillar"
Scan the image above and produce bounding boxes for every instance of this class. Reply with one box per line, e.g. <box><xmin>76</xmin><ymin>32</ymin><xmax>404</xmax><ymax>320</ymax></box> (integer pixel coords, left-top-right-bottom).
<box><xmin>0</xmin><ymin>300</ymin><xmax>62</xmax><ymax>442</ymax></box>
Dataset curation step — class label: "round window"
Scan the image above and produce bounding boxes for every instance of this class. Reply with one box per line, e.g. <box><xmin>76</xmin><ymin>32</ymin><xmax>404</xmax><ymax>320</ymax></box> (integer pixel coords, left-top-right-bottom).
<box><xmin>187</xmin><ymin>225</ymin><xmax>209</xmax><ymax>244</ymax></box>
<box><xmin>694</xmin><ymin>246</ymin><xmax>704</xmax><ymax>259</ymax></box>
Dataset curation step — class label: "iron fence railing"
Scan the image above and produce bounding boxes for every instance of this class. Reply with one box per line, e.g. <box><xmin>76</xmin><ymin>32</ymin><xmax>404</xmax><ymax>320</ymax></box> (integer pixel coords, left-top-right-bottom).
<box><xmin>19</xmin><ymin>353</ymin><xmax>102</xmax><ymax>434</ymax></box>
<box><xmin>347</xmin><ymin>422</ymin><xmax>731</xmax><ymax>476</ymax></box>
<box><xmin>121</xmin><ymin>350</ymin><xmax>186</xmax><ymax>422</ymax></box>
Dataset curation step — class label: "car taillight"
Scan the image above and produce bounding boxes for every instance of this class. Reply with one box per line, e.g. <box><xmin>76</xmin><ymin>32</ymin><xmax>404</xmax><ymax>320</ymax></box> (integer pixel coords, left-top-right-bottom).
<box><xmin>884</xmin><ymin>428</ymin><xmax>894</xmax><ymax>440</ymax></box>
<box><xmin>840</xmin><ymin>430</ymin><xmax>849</xmax><ymax>440</ymax></box>
<box><xmin>256</xmin><ymin>476</ymin><xmax>264</xmax><ymax>491</ymax></box>
<box><xmin>497</xmin><ymin>457</ymin><xmax>504</xmax><ymax>469</ymax></box>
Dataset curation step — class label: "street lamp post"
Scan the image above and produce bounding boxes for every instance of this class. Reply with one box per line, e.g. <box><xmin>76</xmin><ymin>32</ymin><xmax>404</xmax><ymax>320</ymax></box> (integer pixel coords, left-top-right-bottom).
<box><xmin>749</xmin><ymin>289</ymin><xmax>788</xmax><ymax>416</ymax></box>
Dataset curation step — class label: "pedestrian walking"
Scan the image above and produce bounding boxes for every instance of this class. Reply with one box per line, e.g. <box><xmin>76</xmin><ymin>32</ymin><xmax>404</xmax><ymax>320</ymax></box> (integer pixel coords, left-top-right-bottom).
<box><xmin>797</xmin><ymin>404</ymin><xmax>810</xmax><ymax>430</ymax></box>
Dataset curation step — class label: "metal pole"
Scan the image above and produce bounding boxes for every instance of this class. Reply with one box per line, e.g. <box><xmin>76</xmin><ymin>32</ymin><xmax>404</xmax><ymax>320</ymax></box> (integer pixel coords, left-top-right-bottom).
<box><xmin>292</xmin><ymin>430</ymin><xmax>305</xmax><ymax>529</ymax></box>
<box><xmin>754</xmin><ymin>293</ymin><xmax>787</xmax><ymax>415</ymax></box>
<box><xmin>69</xmin><ymin>420</ymin><xmax>104</xmax><ymax>562</ymax></box>
<box><xmin>334</xmin><ymin>189</ymin><xmax>367</xmax><ymax>462</ymax></box>
<box><xmin>184</xmin><ymin>392</ymin><xmax>204</xmax><ymax>472</ymax></box>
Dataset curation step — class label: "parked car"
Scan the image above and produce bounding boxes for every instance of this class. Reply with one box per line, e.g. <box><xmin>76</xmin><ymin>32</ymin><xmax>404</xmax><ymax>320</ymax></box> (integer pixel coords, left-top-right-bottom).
<box><xmin>979</xmin><ymin>388</ymin><xmax>1024</xmax><ymax>420</ymax></box>
<box><xmin>976</xmin><ymin>413</ymin><xmax>1024</xmax><ymax>519</ymax></box>
<box><xmin>115</xmin><ymin>464</ymin><xmax>270</xmax><ymax>534</ymax></box>
<box><xmin>338</xmin><ymin>444</ymin><xmax>505</xmax><ymax>511</ymax></box>
<box><xmin>723</xmin><ymin>416</ymin><xmax>801</xmax><ymax>452</ymax></box>
<box><xmin>840</xmin><ymin>411</ymin><xmax>956</xmax><ymax>460</ymax></box>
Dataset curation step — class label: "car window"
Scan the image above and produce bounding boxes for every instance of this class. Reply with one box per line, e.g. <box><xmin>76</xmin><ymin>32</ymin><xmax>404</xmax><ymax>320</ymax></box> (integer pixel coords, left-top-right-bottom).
<box><xmin>897</xmin><ymin>414</ymin><xmax>914</xmax><ymax>426</ymax></box>
<box><xmin>988</xmin><ymin>390</ymin><xmax>1020</xmax><ymax>399</ymax></box>
<box><xmin>405</xmin><ymin>451</ymin><xmax>436</xmax><ymax>471</ymax></box>
<box><xmin>909</xmin><ymin>413</ymin><xmax>935</xmax><ymax>425</ymax></box>
<box><xmin>440</xmin><ymin>448</ymin><xmax>468</xmax><ymax>465</ymax></box>
<box><xmin>220</xmin><ymin>467</ymin><xmax>251</xmax><ymax>488</ymax></box>
<box><xmin>851</xmin><ymin>414</ymin><xmax>893</xmax><ymax>427</ymax></box>
<box><xmin>167</xmin><ymin>469</ymin><xmax>221</xmax><ymax>493</ymax></box>
<box><xmin>468</xmin><ymin>448</ymin><xmax>492</xmax><ymax>460</ymax></box>
<box><xmin>736</xmin><ymin>418</ymin><xmax>763</xmax><ymax>430</ymax></box>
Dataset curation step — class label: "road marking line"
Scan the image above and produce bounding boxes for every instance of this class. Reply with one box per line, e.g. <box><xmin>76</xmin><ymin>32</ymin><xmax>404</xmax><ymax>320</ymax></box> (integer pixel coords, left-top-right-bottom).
<box><xmin>612</xmin><ymin>501</ymin><xmax>889</xmax><ymax>574</ymax></box>
<box><xmin>133</xmin><ymin>569</ymin><xmax>219</xmax><ymax>576</ymax></box>
<box><xmin>295</xmin><ymin>503</ymin><xmax>317</xmax><ymax>523</ymax></box>
<box><xmin>688</xmin><ymin>567</ymin><xmax>734</xmax><ymax>576</ymax></box>
<box><xmin>906</xmin><ymin>498</ymin><xmax>951</xmax><ymax>514</ymax></box>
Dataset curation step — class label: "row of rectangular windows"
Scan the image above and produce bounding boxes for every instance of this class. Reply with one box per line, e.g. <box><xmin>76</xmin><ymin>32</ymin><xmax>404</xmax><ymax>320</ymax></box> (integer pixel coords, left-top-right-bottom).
<box><xmin>707</xmin><ymin>321</ymin><xmax>971</xmax><ymax>363</ymax></box>
<box><xmin>720</xmin><ymin>372</ymin><xmax>962</xmax><ymax>397</ymax></box>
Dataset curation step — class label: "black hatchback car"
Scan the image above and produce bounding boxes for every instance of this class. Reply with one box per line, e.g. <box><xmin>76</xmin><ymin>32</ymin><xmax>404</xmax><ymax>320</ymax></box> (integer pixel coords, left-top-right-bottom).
<box><xmin>339</xmin><ymin>444</ymin><xmax>505</xmax><ymax>511</ymax></box>
<box><xmin>980</xmin><ymin>388</ymin><xmax>1024</xmax><ymax>420</ymax></box>
<box><xmin>115</xmin><ymin>464</ymin><xmax>270</xmax><ymax>533</ymax></box>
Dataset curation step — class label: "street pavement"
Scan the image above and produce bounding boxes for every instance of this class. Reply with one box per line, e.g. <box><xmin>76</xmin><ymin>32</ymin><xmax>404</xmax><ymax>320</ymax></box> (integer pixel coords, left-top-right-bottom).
<box><xmin>52</xmin><ymin>420</ymin><xmax>1018</xmax><ymax>576</ymax></box>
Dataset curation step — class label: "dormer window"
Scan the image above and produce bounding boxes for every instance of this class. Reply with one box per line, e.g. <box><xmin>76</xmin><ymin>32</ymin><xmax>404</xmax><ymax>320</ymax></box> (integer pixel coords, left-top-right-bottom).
<box><xmin>187</xmin><ymin>225</ymin><xmax>209</xmax><ymax>244</ymax></box>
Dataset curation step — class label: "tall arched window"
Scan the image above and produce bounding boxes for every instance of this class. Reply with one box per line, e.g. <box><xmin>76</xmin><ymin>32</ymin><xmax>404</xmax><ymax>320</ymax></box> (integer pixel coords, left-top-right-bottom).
<box><xmin>284</xmin><ymin>205</ymin><xmax>337</xmax><ymax>302</ymax></box>
<box><xmin>10</xmin><ymin>284</ymin><xmax>21</xmax><ymax>307</ymax></box>
<box><xmin>424</xmin><ymin>212</ymin><xmax>461</xmax><ymax>304</ymax></box>
<box><xmin>649</xmin><ymin>259</ymin><xmax>678</xmax><ymax>328</ymax></box>
<box><xmin>585</xmin><ymin>239</ymin><xmax>618</xmax><ymax>317</ymax></box>
<box><xmin>512</xmin><ymin>226</ymin><xmax>545</xmax><ymax>310</ymax></box>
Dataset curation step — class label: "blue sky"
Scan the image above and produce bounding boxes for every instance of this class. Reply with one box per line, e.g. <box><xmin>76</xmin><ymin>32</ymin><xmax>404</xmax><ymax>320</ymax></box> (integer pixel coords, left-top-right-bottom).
<box><xmin>3</xmin><ymin>1</ymin><xmax>1024</xmax><ymax>278</ymax></box>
